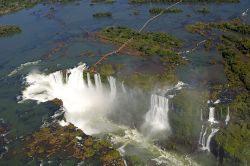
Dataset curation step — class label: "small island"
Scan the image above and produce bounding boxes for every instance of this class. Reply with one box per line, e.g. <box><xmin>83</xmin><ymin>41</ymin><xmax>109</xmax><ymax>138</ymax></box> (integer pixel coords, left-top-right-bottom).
<box><xmin>195</xmin><ymin>7</ymin><xmax>210</xmax><ymax>14</ymax></box>
<box><xmin>149</xmin><ymin>7</ymin><xmax>182</xmax><ymax>15</ymax></box>
<box><xmin>0</xmin><ymin>25</ymin><xmax>21</xmax><ymax>37</ymax></box>
<box><xmin>93</xmin><ymin>12</ymin><xmax>112</xmax><ymax>17</ymax></box>
<box><xmin>94</xmin><ymin>26</ymin><xmax>184</xmax><ymax>66</ymax></box>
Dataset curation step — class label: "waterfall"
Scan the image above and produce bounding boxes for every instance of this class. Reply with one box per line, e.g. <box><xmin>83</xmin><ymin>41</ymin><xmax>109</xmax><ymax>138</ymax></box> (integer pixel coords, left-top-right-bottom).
<box><xmin>198</xmin><ymin>125</ymin><xmax>204</xmax><ymax>145</ymax></box>
<box><xmin>201</xmin><ymin>127</ymin><xmax>208</xmax><ymax>148</ymax></box>
<box><xmin>143</xmin><ymin>94</ymin><xmax>171</xmax><ymax>132</ymax></box>
<box><xmin>208</xmin><ymin>107</ymin><xmax>218</xmax><ymax>124</ymax></box>
<box><xmin>20</xmin><ymin>64</ymin><xmax>119</xmax><ymax>135</ymax></box>
<box><xmin>201</xmin><ymin>128</ymin><xmax>219</xmax><ymax>152</ymax></box>
<box><xmin>199</xmin><ymin>105</ymin><xmax>220</xmax><ymax>152</ymax></box>
<box><xmin>214</xmin><ymin>99</ymin><xmax>220</xmax><ymax>104</ymax></box>
<box><xmin>242</xmin><ymin>8</ymin><xmax>248</xmax><ymax>16</ymax></box>
<box><xmin>108</xmin><ymin>76</ymin><xmax>117</xmax><ymax>99</ymax></box>
<box><xmin>87</xmin><ymin>73</ymin><xmax>93</xmax><ymax>88</ymax></box>
<box><xmin>94</xmin><ymin>74</ymin><xmax>102</xmax><ymax>92</ymax></box>
<box><xmin>121</xmin><ymin>81</ymin><xmax>126</xmax><ymax>93</ymax></box>
<box><xmin>225</xmin><ymin>106</ymin><xmax>230</xmax><ymax>125</ymax></box>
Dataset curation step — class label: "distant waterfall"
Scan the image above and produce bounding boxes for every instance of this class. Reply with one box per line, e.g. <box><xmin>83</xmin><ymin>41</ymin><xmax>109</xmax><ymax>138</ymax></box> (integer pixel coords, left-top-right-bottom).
<box><xmin>208</xmin><ymin>107</ymin><xmax>218</xmax><ymax>124</ymax></box>
<box><xmin>201</xmin><ymin>128</ymin><xmax>219</xmax><ymax>152</ymax></box>
<box><xmin>142</xmin><ymin>94</ymin><xmax>171</xmax><ymax>137</ymax></box>
<box><xmin>199</xmin><ymin>100</ymin><xmax>221</xmax><ymax>152</ymax></box>
<box><xmin>200</xmin><ymin>127</ymin><xmax>208</xmax><ymax>149</ymax></box>
<box><xmin>242</xmin><ymin>8</ymin><xmax>248</xmax><ymax>16</ymax></box>
<box><xmin>94</xmin><ymin>74</ymin><xmax>103</xmax><ymax>92</ymax></box>
<box><xmin>199</xmin><ymin>125</ymin><xmax>204</xmax><ymax>145</ymax></box>
<box><xmin>121</xmin><ymin>81</ymin><xmax>126</xmax><ymax>93</ymax></box>
<box><xmin>225</xmin><ymin>106</ymin><xmax>230</xmax><ymax>125</ymax></box>
<box><xmin>108</xmin><ymin>76</ymin><xmax>117</xmax><ymax>99</ymax></box>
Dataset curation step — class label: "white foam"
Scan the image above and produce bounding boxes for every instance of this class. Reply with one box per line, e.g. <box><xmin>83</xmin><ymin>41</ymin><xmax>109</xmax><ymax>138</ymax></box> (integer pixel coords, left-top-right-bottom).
<box><xmin>8</xmin><ymin>60</ymin><xmax>41</xmax><ymax>77</ymax></box>
<box><xmin>59</xmin><ymin>120</ymin><xmax>69</xmax><ymax>127</ymax></box>
<box><xmin>20</xmin><ymin>63</ymin><xmax>118</xmax><ymax>135</ymax></box>
<box><xmin>208</xmin><ymin>107</ymin><xmax>218</xmax><ymax>124</ymax></box>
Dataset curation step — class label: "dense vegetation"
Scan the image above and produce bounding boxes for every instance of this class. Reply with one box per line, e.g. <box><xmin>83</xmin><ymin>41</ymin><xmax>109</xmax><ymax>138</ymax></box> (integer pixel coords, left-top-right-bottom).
<box><xmin>215</xmin><ymin>92</ymin><xmax>250</xmax><ymax>165</ymax></box>
<box><xmin>25</xmin><ymin>124</ymin><xmax>125</xmax><ymax>166</ymax></box>
<box><xmin>149</xmin><ymin>7</ymin><xmax>182</xmax><ymax>15</ymax></box>
<box><xmin>97</xmin><ymin>26</ymin><xmax>184</xmax><ymax>66</ymax></box>
<box><xmin>216</xmin><ymin>34</ymin><xmax>250</xmax><ymax>165</ymax></box>
<box><xmin>186</xmin><ymin>19</ymin><xmax>250</xmax><ymax>35</ymax></box>
<box><xmin>0</xmin><ymin>0</ymin><xmax>79</xmax><ymax>15</ymax></box>
<box><xmin>93</xmin><ymin>12</ymin><xmax>112</xmax><ymax>17</ymax></box>
<box><xmin>186</xmin><ymin>20</ymin><xmax>250</xmax><ymax>165</ymax></box>
<box><xmin>128</xmin><ymin>0</ymin><xmax>239</xmax><ymax>3</ymax></box>
<box><xmin>0</xmin><ymin>25</ymin><xmax>21</xmax><ymax>37</ymax></box>
<box><xmin>170</xmin><ymin>90</ymin><xmax>208</xmax><ymax>145</ymax></box>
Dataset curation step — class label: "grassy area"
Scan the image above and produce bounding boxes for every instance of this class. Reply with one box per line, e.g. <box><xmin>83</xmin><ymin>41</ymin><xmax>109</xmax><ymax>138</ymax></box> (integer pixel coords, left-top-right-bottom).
<box><xmin>97</xmin><ymin>26</ymin><xmax>184</xmax><ymax>66</ymax></box>
<box><xmin>149</xmin><ymin>7</ymin><xmax>182</xmax><ymax>15</ymax></box>
<box><xmin>186</xmin><ymin>19</ymin><xmax>250</xmax><ymax>35</ymax></box>
<box><xmin>93</xmin><ymin>12</ymin><xmax>112</xmax><ymax>17</ymax></box>
<box><xmin>0</xmin><ymin>25</ymin><xmax>21</xmax><ymax>37</ymax></box>
<box><xmin>195</xmin><ymin>7</ymin><xmax>210</xmax><ymax>14</ymax></box>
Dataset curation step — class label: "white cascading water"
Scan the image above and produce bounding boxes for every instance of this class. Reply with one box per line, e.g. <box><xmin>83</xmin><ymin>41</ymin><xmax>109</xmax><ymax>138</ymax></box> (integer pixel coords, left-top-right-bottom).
<box><xmin>201</xmin><ymin>128</ymin><xmax>219</xmax><ymax>152</ymax></box>
<box><xmin>208</xmin><ymin>107</ymin><xmax>218</xmax><ymax>124</ymax></box>
<box><xmin>20</xmin><ymin>64</ymin><xmax>119</xmax><ymax>135</ymax></box>
<box><xmin>200</xmin><ymin>127</ymin><xmax>208</xmax><ymax>148</ymax></box>
<box><xmin>225</xmin><ymin>106</ymin><xmax>230</xmax><ymax>125</ymax></box>
<box><xmin>108</xmin><ymin>76</ymin><xmax>117</xmax><ymax>99</ymax></box>
<box><xmin>198</xmin><ymin>125</ymin><xmax>204</xmax><ymax>145</ymax></box>
<box><xmin>142</xmin><ymin>94</ymin><xmax>171</xmax><ymax>133</ymax></box>
<box><xmin>111</xmin><ymin>128</ymin><xmax>198</xmax><ymax>166</ymax></box>
<box><xmin>199</xmin><ymin>104</ymin><xmax>220</xmax><ymax>152</ymax></box>
<box><xmin>121</xmin><ymin>81</ymin><xmax>126</xmax><ymax>93</ymax></box>
<box><xmin>242</xmin><ymin>8</ymin><xmax>248</xmax><ymax>16</ymax></box>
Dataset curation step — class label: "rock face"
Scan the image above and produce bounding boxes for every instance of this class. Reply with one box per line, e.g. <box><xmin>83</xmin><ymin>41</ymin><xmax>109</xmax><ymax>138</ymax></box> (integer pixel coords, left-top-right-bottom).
<box><xmin>25</xmin><ymin>124</ymin><xmax>125</xmax><ymax>166</ymax></box>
